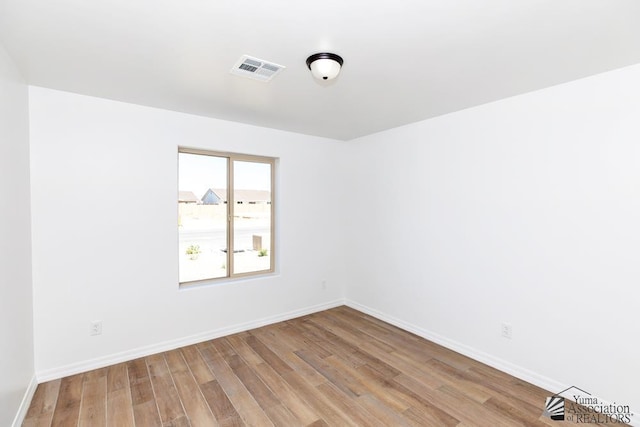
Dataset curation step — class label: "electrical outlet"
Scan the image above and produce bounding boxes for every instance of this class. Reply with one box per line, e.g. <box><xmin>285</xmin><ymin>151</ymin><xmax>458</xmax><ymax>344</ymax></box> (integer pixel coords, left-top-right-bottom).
<box><xmin>321</xmin><ymin>279</ymin><xmax>327</xmax><ymax>290</ymax></box>
<box><xmin>90</xmin><ymin>320</ymin><xmax>102</xmax><ymax>336</ymax></box>
<box><xmin>501</xmin><ymin>322</ymin><xmax>512</xmax><ymax>339</ymax></box>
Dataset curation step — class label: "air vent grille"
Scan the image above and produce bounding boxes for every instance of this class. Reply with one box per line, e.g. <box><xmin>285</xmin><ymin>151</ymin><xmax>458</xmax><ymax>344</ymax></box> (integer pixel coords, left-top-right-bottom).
<box><xmin>230</xmin><ymin>55</ymin><xmax>285</xmax><ymax>82</ymax></box>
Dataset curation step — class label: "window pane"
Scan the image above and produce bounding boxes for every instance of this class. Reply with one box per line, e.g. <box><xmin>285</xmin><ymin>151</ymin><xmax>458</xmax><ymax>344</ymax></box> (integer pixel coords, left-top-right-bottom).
<box><xmin>232</xmin><ymin>160</ymin><xmax>272</xmax><ymax>275</ymax></box>
<box><xmin>178</xmin><ymin>152</ymin><xmax>228</xmax><ymax>282</ymax></box>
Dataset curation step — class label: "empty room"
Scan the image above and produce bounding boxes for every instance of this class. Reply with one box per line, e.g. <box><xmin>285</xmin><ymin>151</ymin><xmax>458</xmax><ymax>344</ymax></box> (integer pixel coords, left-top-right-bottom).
<box><xmin>1</xmin><ymin>0</ymin><xmax>639</xmax><ymax>426</ymax></box>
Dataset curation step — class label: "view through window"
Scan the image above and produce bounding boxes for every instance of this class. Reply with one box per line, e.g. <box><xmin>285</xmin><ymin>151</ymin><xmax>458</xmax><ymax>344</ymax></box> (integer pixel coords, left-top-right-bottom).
<box><xmin>178</xmin><ymin>149</ymin><xmax>274</xmax><ymax>284</ymax></box>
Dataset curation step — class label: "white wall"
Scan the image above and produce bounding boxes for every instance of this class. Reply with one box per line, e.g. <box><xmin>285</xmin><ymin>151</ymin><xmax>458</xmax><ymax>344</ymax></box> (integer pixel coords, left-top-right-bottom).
<box><xmin>29</xmin><ymin>87</ymin><xmax>349</xmax><ymax>378</ymax></box>
<box><xmin>348</xmin><ymin>64</ymin><xmax>640</xmax><ymax>416</ymax></box>
<box><xmin>0</xmin><ymin>43</ymin><xmax>35</xmax><ymax>425</ymax></box>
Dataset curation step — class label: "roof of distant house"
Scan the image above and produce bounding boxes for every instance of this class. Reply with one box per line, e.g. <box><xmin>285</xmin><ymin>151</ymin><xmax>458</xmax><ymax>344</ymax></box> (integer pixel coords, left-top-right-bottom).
<box><xmin>209</xmin><ymin>189</ymin><xmax>270</xmax><ymax>203</ymax></box>
<box><xmin>178</xmin><ymin>191</ymin><xmax>199</xmax><ymax>203</ymax></box>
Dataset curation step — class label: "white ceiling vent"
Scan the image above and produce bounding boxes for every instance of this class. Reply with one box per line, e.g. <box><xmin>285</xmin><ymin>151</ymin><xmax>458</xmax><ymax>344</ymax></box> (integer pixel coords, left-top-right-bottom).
<box><xmin>230</xmin><ymin>55</ymin><xmax>285</xmax><ymax>82</ymax></box>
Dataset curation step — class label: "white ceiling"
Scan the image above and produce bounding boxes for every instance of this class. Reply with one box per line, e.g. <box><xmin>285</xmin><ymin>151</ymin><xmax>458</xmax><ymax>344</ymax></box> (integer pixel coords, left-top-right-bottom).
<box><xmin>1</xmin><ymin>0</ymin><xmax>640</xmax><ymax>140</ymax></box>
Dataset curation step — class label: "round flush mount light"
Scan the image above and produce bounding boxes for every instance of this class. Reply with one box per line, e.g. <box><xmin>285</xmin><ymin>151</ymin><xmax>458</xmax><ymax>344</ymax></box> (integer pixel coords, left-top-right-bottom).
<box><xmin>306</xmin><ymin>52</ymin><xmax>344</xmax><ymax>81</ymax></box>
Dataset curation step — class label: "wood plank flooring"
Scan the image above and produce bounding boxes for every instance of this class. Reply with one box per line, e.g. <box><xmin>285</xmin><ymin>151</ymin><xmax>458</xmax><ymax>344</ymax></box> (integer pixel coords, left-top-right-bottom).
<box><xmin>23</xmin><ymin>306</ymin><xmax>607</xmax><ymax>426</ymax></box>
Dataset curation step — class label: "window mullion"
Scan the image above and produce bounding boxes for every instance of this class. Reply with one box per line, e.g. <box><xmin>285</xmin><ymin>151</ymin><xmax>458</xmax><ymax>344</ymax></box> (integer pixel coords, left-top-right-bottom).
<box><xmin>227</xmin><ymin>156</ymin><xmax>234</xmax><ymax>277</ymax></box>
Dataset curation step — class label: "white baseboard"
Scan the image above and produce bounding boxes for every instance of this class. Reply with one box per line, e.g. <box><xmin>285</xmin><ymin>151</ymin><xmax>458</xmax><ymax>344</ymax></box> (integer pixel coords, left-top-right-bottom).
<box><xmin>12</xmin><ymin>374</ymin><xmax>38</xmax><ymax>427</ymax></box>
<box><xmin>344</xmin><ymin>300</ymin><xmax>638</xmax><ymax>427</ymax></box>
<box><xmin>36</xmin><ymin>299</ymin><xmax>345</xmax><ymax>382</ymax></box>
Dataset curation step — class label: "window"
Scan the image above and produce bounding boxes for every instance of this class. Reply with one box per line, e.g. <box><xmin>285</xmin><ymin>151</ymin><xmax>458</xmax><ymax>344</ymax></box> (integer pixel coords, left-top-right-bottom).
<box><xmin>178</xmin><ymin>148</ymin><xmax>275</xmax><ymax>284</ymax></box>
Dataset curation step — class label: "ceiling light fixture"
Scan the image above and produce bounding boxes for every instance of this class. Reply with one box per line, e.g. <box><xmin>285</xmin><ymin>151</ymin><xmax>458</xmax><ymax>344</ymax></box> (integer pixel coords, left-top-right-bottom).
<box><xmin>306</xmin><ymin>53</ymin><xmax>344</xmax><ymax>81</ymax></box>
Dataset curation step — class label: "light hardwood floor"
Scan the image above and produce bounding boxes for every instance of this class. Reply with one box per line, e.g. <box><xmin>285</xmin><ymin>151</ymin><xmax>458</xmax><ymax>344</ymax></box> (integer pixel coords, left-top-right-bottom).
<box><xmin>24</xmin><ymin>306</ymin><xmax>607</xmax><ymax>426</ymax></box>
